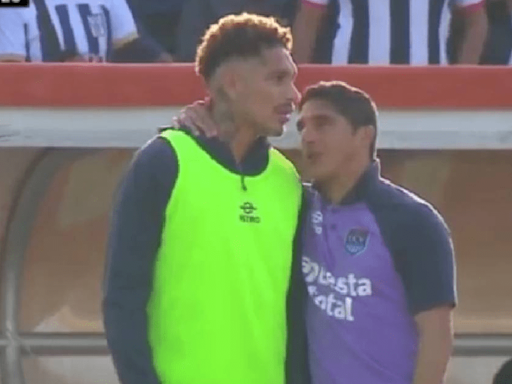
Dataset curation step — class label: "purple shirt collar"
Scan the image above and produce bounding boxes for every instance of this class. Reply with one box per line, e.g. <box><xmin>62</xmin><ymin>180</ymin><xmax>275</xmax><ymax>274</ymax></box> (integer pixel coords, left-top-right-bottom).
<box><xmin>312</xmin><ymin>159</ymin><xmax>381</xmax><ymax>206</ymax></box>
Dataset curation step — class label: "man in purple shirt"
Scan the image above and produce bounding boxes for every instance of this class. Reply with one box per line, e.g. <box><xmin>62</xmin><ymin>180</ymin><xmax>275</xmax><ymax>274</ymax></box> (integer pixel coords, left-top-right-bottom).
<box><xmin>175</xmin><ymin>79</ymin><xmax>456</xmax><ymax>384</ymax></box>
<box><xmin>297</xmin><ymin>81</ymin><xmax>456</xmax><ymax>384</ymax></box>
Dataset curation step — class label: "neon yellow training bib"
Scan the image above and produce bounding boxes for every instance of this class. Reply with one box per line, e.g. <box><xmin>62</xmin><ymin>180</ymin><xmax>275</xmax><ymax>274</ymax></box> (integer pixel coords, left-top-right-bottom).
<box><xmin>148</xmin><ymin>130</ymin><xmax>302</xmax><ymax>384</ymax></box>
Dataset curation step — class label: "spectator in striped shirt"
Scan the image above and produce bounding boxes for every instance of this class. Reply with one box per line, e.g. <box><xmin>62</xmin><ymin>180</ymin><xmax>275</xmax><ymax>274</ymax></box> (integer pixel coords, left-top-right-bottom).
<box><xmin>173</xmin><ymin>0</ymin><xmax>298</xmax><ymax>62</ymax></box>
<box><xmin>126</xmin><ymin>0</ymin><xmax>185</xmax><ymax>56</ymax></box>
<box><xmin>0</xmin><ymin>0</ymin><xmax>171</xmax><ymax>62</ymax></box>
<box><xmin>292</xmin><ymin>0</ymin><xmax>488</xmax><ymax>65</ymax></box>
<box><xmin>481</xmin><ymin>0</ymin><xmax>512</xmax><ymax>65</ymax></box>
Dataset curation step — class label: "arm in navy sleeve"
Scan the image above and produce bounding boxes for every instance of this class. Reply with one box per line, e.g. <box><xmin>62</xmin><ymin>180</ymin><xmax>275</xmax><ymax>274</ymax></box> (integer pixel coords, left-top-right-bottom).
<box><xmin>286</xmin><ymin>189</ymin><xmax>311</xmax><ymax>384</ymax></box>
<box><xmin>392</xmin><ymin>203</ymin><xmax>457</xmax><ymax>315</ymax></box>
<box><xmin>103</xmin><ymin>137</ymin><xmax>177</xmax><ymax>384</ymax></box>
<box><xmin>111</xmin><ymin>36</ymin><xmax>172</xmax><ymax>62</ymax></box>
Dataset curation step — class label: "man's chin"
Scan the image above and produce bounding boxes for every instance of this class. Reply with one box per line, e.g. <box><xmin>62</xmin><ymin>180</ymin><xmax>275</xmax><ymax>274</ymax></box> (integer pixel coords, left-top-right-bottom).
<box><xmin>268</xmin><ymin>125</ymin><xmax>285</xmax><ymax>137</ymax></box>
<box><xmin>258</xmin><ymin>122</ymin><xmax>284</xmax><ymax>138</ymax></box>
<box><xmin>304</xmin><ymin>167</ymin><xmax>326</xmax><ymax>183</ymax></box>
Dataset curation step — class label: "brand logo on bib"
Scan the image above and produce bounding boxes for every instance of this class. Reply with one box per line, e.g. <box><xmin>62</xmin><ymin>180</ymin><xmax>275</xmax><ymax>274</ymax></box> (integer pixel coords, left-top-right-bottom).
<box><xmin>240</xmin><ymin>202</ymin><xmax>260</xmax><ymax>223</ymax></box>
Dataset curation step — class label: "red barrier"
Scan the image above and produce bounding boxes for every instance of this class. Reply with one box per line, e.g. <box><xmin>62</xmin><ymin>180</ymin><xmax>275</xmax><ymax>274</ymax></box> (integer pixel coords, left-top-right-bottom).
<box><xmin>0</xmin><ymin>64</ymin><xmax>511</xmax><ymax>108</ymax></box>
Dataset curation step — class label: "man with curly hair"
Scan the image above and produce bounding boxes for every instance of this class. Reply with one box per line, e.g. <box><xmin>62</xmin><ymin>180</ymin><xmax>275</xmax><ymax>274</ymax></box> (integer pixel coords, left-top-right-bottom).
<box><xmin>103</xmin><ymin>13</ymin><xmax>309</xmax><ymax>384</ymax></box>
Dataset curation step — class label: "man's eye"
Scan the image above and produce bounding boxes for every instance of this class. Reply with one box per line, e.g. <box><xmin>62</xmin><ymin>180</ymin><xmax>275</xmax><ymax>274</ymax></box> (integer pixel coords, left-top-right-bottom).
<box><xmin>275</xmin><ymin>74</ymin><xmax>286</xmax><ymax>83</ymax></box>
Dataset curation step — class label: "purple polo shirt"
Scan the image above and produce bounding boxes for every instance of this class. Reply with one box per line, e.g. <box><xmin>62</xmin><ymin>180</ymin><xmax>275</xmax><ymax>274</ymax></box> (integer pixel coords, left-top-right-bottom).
<box><xmin>302</xmin><ymin>161</ymin><xmax>456</xmax><ymax>384</ymax></box>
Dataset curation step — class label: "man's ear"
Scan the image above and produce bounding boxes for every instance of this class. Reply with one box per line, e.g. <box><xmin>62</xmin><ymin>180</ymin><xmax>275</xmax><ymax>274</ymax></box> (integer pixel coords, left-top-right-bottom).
<box><xmin>358</xmin><ymin>125</ymin><xmax>376</xmax><ymax>148</ymax></box>
<box><xmin>215</xmin><ymin>64</ymin><xmax>241</xmax><ymax>101</ymax></box>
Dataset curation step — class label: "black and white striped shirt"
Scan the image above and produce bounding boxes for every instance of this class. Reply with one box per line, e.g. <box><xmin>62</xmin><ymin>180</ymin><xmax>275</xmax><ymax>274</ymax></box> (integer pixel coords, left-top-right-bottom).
<box><xmin>0</xmin><ymin>0</ymin><xmax>137</xmax><ymax>62</ymax></box>
<box><xmin>304</xmin><ymin>0</ymin><xmax>485</xmax><ymax>65</ymax></box>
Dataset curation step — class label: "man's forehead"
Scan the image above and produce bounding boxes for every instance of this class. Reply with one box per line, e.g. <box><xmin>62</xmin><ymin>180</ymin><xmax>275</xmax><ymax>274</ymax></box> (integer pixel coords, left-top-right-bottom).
<box><xmin>250</xmin><ymin>46</ymin><xmax>296</xmax><ymax>71</ymax></box>
<box><xmin>300</xmin><ymin>100</ymin><xmax>338</xmax><ymax>118</ymax></box>
<box><xmin>218</xmin><ymin>47</ymin><xmax>296</xmax><ymax>82</ymax></box>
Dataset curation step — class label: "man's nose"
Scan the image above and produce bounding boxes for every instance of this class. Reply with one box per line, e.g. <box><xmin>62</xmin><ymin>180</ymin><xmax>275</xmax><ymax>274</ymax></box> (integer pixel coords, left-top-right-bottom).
<box><xmin>291</xmin><ymin>84</ymin><xmax>301</xmax><ymax>105</ymax></box>
<box><xmin>300</xmin><ymin>126</ymin><xmax>315</xmax><ymax>144</ymax></box>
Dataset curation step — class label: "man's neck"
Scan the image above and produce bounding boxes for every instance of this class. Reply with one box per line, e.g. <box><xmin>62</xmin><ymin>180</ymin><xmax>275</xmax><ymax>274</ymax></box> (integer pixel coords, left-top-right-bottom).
<box><xmin>318</xmin><ymin>157</ymin><xmax>371</xmax><ymax>204</ymax></box>
<box><xmin>211</xmin><ymin>102</ymin><xmax>258</xmax><ymax>164</ymax></box>
<box><xmin>232</xmin><ymin>131</ymin><xmax>260</xmax><ymax>164</ymax></box>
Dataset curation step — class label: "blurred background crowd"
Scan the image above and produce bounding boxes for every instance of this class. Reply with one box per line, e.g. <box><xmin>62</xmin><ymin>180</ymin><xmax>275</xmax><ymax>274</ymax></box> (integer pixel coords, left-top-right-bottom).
<box><xmin>0</xmin><ymin>0</ymin><xmax>511</xmax><ymax>65</ymax></box>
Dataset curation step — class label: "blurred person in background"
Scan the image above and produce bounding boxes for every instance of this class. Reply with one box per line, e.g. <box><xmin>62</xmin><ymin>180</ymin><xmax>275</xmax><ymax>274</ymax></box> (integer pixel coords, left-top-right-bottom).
<box><xmin>292</xmin><ymin>0</ymin><xmax>488</xmax><ymax>65</ymax></box>
<box><xmin>103</xmin><ymin>13</ymin><xmax>309</xmax><ymax>384</ymax></box>
<box><xmin>174</xmin><ymin>0</ymin><xmax>299</xmax><ymax>62</ymax></box>
<box><xmin>481</xmin><ymin>0</ymin><xmax>512</xmax><ymax>64</ymax></box>
<box><xmin>126</xmin><ymin>0</ymin><xmax>184</xmax><ymax>57</ymax></box>
<box><xmin>306</xmin><ymin>0</ymin><xmax>340</xmax><ymax>63</ymax></box>
<box><xmin>0</xmin><ymin>0</ymin><xmax>171</xmax><ymax>62</ymax></box>
<box><xmin>0</xmin><ymin>3</ymin><xmax>41</xmax><ymax>62</ymax></box>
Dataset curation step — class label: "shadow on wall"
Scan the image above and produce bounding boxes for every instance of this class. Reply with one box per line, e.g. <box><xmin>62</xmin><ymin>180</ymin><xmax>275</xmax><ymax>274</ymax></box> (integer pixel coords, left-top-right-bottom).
<box><xmin>16</xmin><ymin>149</ymin><xmax>133</xmax><ymax>384</ymax></box>
<box><xmin>0</xmin><ymin>149</ymin><xmax>43</xmax><ymax>246</ymax></box>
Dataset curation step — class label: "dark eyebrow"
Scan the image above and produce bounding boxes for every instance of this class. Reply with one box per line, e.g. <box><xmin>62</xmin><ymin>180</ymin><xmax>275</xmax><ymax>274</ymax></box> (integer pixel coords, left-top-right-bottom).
<box><xmin>268</xmin><ymin>67</ymin><xmax>294</xmax><ymax>79</ymax></box>
<box><xmin>297</xmin><ymin>114</ymin><xmax>335</xmax><ymax>132</ymax></box>
<box><xmin>311</xmin><ymin>115</ymin><xmax>333</xmax><ymax>125</ymax></box>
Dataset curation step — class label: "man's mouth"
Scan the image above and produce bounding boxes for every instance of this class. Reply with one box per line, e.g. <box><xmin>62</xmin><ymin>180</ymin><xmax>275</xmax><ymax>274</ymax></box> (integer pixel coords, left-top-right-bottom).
<box><xmin>277</xmin><ymin>113</ymin><xmax>291</xmax><ymax>124</ymax></box>
<box><xmin>275</xmin><ymin>105</ymin><xmax>294</xmax><ymax>124</ymax></box>
<box><xmin>305</xmin><ymin>152</ymin><xmax>322</xmax><ymax>163</ymax></box>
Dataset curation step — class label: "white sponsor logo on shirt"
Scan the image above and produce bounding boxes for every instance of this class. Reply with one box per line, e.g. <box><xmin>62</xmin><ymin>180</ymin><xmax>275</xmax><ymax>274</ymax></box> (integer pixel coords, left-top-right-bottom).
<box><xmin>303</xmin><ymin>256</ymin><xmax>373</xmax><ymax>321</ymax></box>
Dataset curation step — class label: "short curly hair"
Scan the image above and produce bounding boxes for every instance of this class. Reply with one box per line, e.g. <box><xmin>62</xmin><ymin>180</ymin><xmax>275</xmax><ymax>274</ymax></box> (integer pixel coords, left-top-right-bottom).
<box><xmin>196</xmin><ymin>13</ymin><xmax>293</xmax><ymax>82</ymax></box>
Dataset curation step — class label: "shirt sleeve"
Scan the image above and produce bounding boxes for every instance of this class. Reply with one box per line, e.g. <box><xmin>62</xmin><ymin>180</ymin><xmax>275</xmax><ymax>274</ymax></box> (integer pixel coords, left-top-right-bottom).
<box><xmin>174</xmin><ymin>0</ymin><xmax>211</xmax><ymax>62</ymax></box>
<box><xmin>391</xmin><ymin>203</ymin><xmax>457</xmax><ymax>315</ymax></box>
<box><xmin>302</xmin><ymin>0</ymin><xmax>329</xmax><ymax>8</ymax></box>
<box><xmin>108</xmin><ymin>0</ymin><xmax>139</xmax><ymax>46</ymax></box>
<box><xmin>0</xmin><ymin>9</ymin><xmax>28</xmax><ymax>60</ymax></box>
<box><xmin>103</xmin><ymin>137</ymin><xmax>177</xmax><ymax>384</ymax></box>
<box><xmin>453</xmin><ymin>0</ymin><xmax>485</xmax><ymax>11</ymax></box>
